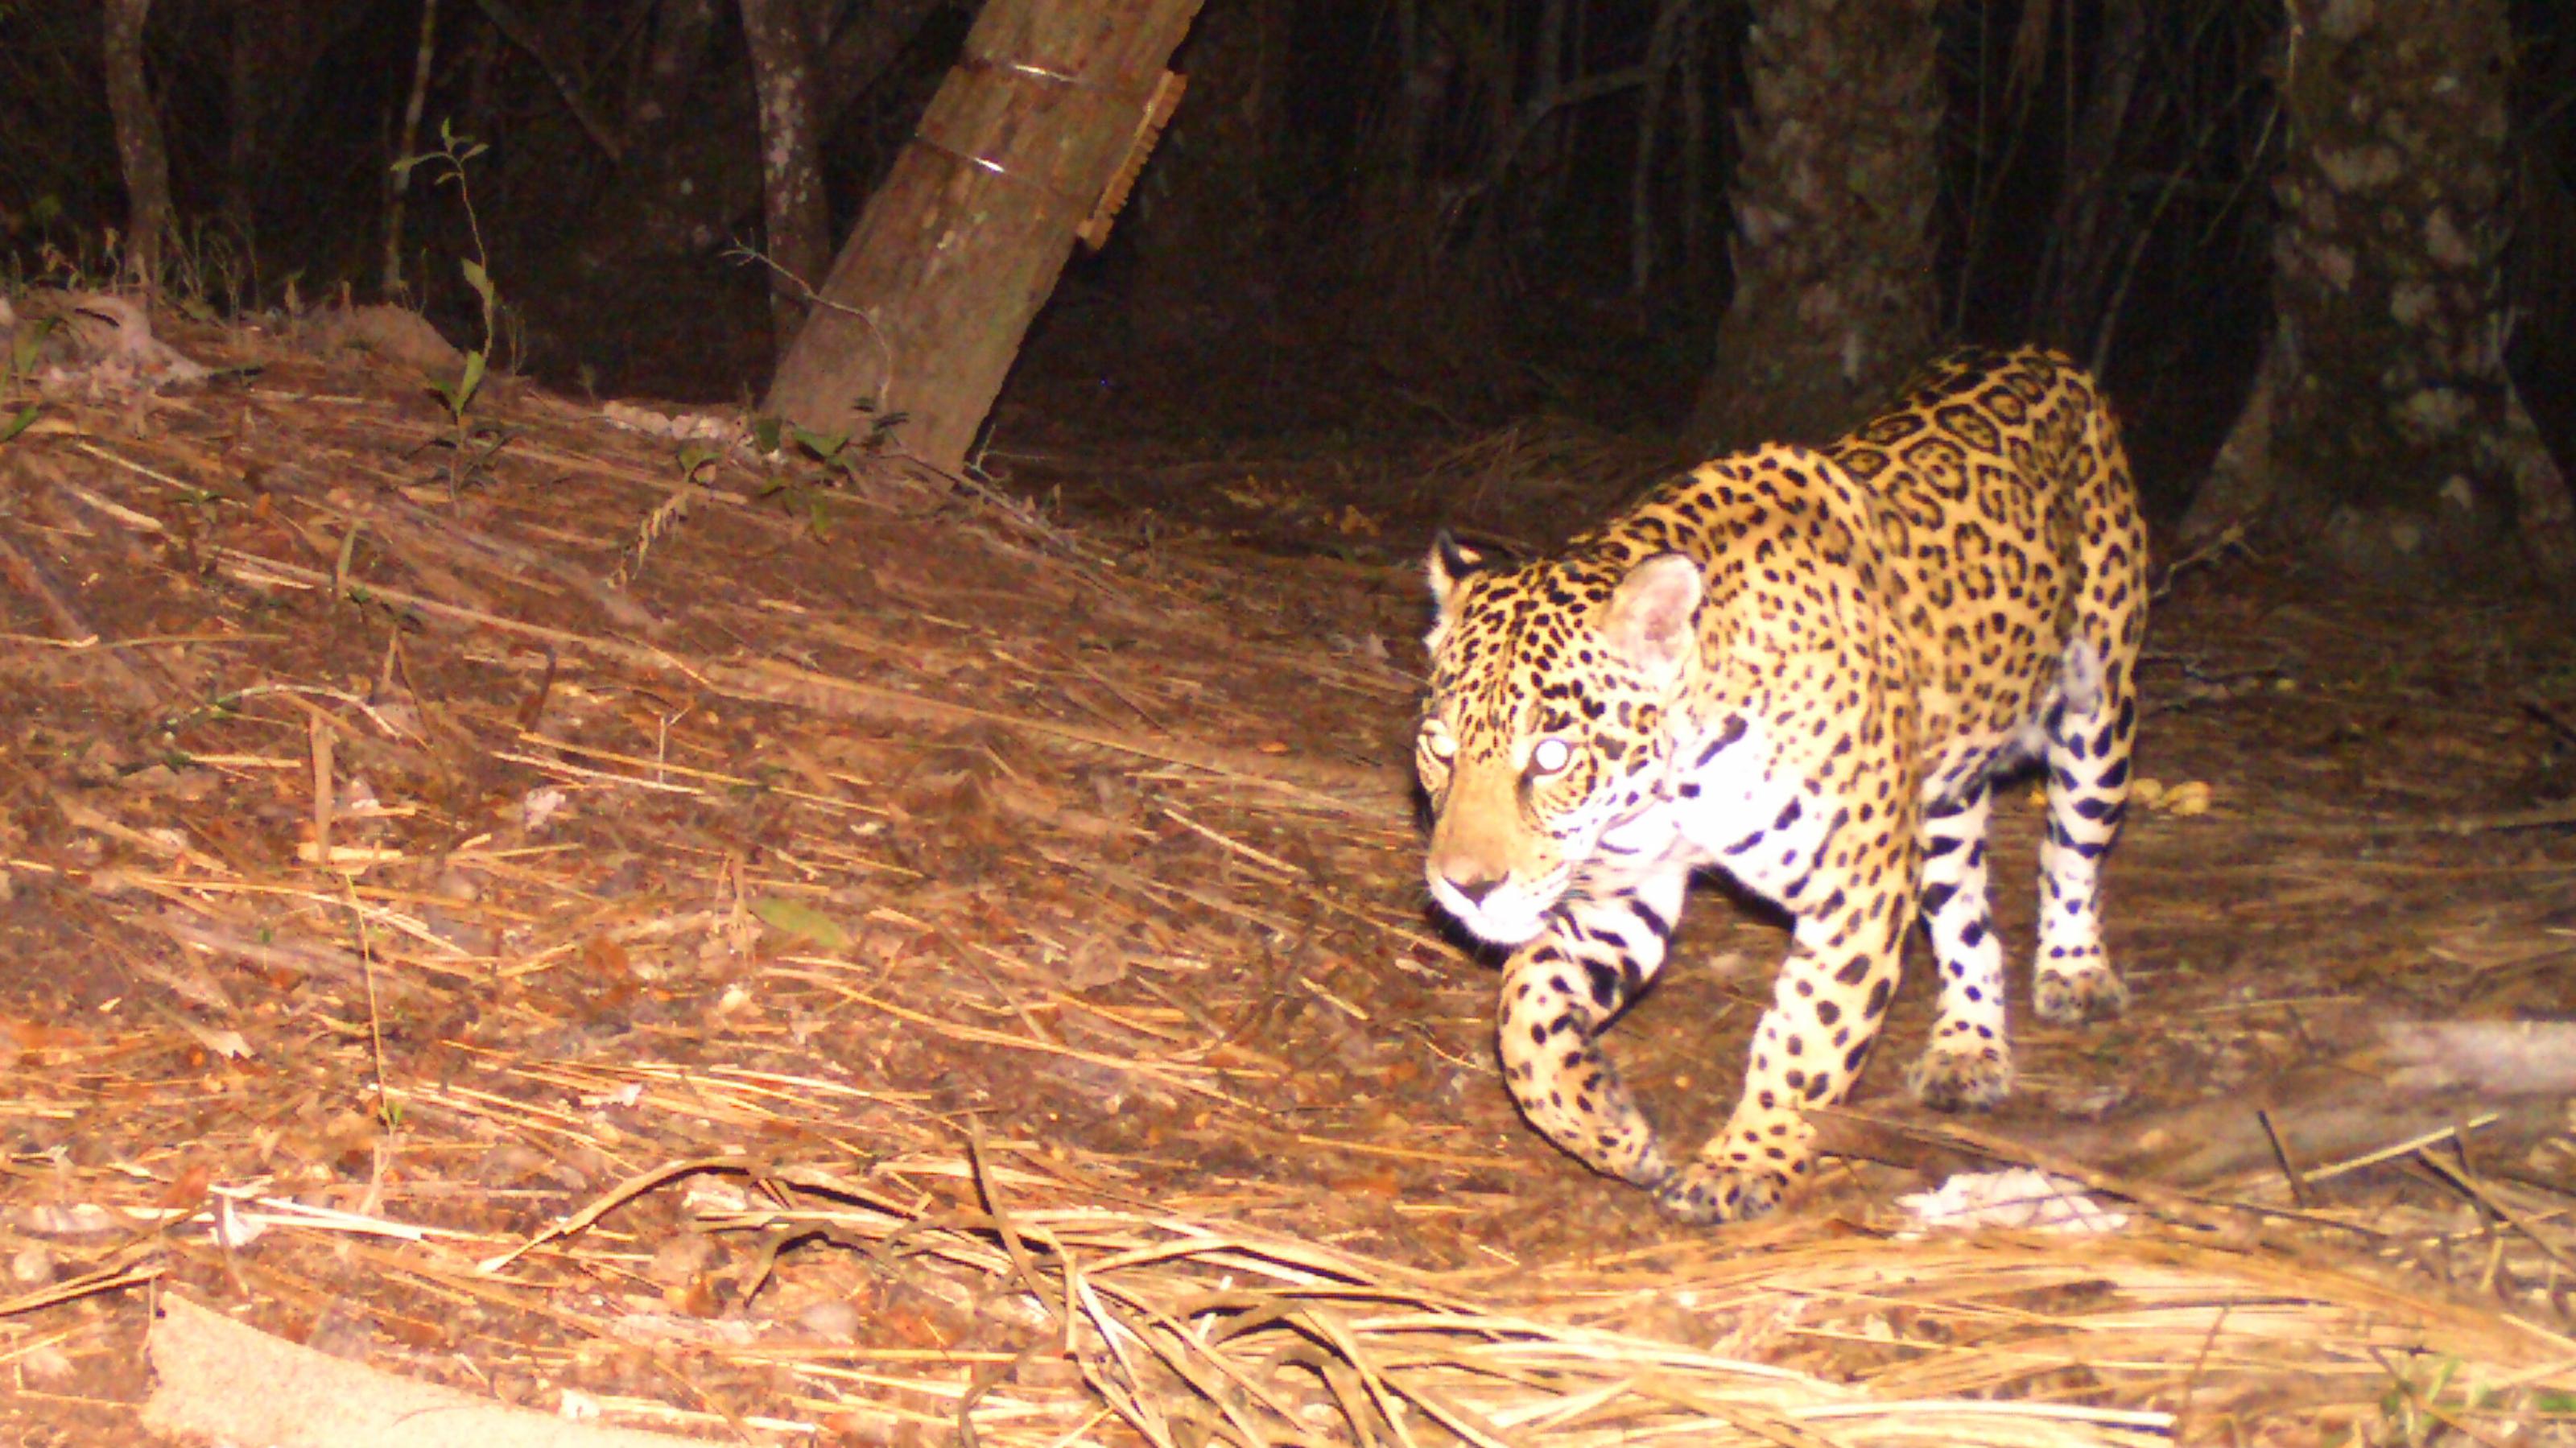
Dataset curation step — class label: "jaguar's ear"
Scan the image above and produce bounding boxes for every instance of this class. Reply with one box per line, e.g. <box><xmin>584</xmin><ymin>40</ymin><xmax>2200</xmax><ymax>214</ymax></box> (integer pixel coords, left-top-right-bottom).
<box><xmin>1426</xmin><ymin>531</ymin><xmax>1490</xmax><ymax>612</ymax></box>
<box><xmin>1600</xmin><ymin>551</ymin><xmax>1703</xmax><ymax>679</ymax></box>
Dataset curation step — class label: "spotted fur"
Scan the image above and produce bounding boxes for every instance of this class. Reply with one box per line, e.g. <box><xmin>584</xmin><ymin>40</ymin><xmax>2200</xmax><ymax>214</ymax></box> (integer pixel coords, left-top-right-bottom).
<box><xmin>1417</xmin><ymin>346</ymin><xmax>2148</xmax><ymax>1223</ymax></box>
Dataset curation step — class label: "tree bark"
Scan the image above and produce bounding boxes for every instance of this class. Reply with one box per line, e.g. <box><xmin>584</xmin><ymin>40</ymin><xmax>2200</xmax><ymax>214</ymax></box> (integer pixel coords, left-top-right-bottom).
<box><xmin>382</xmin><ymin>0</ymin><xmax>440</xmax><ymax>298</ymax></box>
<box><xmin>738</xmin><ymin>0</ymin><xmax>831</xmax><ymax>352</ymax></box>
<box><xmin>102</xmin><ymin>0</ymin><xmax>172</xmax><ymax>290</ymax></box>
<box><xmin>2182</xmin><ymin>0</ymin><xmax>2575</xmax><ymax>593</ymax></box>
<box><xmin>762</xmin><ymin>0</ymin><xmax>1203</xmax><ymax>468</ymax></box>
<box><xmin>1686</xmin><ymin>0</ymin><xmax>1942</xmax><ymax>453</ymax></box>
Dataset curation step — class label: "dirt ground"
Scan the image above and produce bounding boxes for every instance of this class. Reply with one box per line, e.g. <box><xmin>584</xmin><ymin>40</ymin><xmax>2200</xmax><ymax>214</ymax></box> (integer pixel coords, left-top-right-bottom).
<box><xmin>1</xmin><ymin>307</ymin><xmax>2572</xmax><ymax>1446</ymax></box>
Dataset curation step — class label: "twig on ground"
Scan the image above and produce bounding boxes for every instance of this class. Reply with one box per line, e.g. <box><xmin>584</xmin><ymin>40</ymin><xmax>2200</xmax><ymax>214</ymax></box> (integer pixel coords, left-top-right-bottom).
<box><xmin>2301</xmin><ymin>1115</ymin><xmax>2502</xmax><ymax>1186</ymax></box>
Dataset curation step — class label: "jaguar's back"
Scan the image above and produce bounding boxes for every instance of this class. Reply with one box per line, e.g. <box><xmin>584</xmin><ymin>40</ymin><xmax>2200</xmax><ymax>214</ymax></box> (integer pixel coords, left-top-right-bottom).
<box><xmin>1828</xmin><ymin>346</ymin><xmax>2148</xmax><ymax>794</ymax></box>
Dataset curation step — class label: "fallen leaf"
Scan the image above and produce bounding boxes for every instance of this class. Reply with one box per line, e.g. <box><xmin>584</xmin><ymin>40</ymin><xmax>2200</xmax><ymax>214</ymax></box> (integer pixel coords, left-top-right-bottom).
<box><xmin>753</xmin><ymin>897</ymin><xmax>851</xmax><ymax>951</ymax></box>
<box><xmin>159</xmin><ymin>1161</ymin><xmax>213</xmax><ymax>1211</ymax></box>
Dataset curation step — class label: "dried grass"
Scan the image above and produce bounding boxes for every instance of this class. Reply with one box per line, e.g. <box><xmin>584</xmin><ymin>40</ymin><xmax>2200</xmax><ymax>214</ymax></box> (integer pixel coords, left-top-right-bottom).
<box><xmin>407</xmin><ymin>1138</ymin><xmax>2575</xmax><ymax>1448</ymax></box>
<box><xmin>0</xmin><ymin>307</ymin><xmax>2571</xmax><ymax>1444</ymax></box>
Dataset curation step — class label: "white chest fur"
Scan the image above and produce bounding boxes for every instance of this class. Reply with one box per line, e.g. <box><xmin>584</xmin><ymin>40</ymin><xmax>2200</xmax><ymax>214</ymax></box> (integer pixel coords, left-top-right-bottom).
<box><xmin>1585</xmin><ymin>713</ymin><xmax>1822</xmax><ymax>906</ymax></box>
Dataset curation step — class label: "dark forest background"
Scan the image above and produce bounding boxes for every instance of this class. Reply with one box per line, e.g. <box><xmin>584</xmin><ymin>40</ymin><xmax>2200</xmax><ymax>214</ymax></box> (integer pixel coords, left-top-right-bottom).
<box><xmin>2</xmin><ymin>0</ymin><xmax>2571</xmax><ymax>551</ymax></box>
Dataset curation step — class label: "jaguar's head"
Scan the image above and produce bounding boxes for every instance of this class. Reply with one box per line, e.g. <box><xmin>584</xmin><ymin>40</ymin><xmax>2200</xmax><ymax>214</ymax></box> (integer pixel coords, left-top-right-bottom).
<box><xmin>1417</xmin><ymin>534</ymin><xmax>1705</xmax><ymax>945</ymax></box>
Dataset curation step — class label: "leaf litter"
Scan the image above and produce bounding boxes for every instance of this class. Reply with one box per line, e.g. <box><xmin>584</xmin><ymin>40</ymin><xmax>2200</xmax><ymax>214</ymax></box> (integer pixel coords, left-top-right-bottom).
<box><xmin>0</xmin><ymin>298</ymin><xmax>2570</xmax><ymax>1443</ymax></box>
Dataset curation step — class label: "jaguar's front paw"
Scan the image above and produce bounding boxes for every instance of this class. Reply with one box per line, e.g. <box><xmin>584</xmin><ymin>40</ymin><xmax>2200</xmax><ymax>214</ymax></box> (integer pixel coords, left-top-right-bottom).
<box><xmin>1651</xmin><ymin>1160</ymin><xmax>1792</xmax><ymax>1224</ymax></box>
<box><xmin>1905</xmin><ymin>1041</ymin><xmax>2015</xmax><ymax>1112</ymax></box>
<box><xmin>2033</xmin><ymin>963</ymin><xmax>2129</xmax><ymax>1025</ymax></box>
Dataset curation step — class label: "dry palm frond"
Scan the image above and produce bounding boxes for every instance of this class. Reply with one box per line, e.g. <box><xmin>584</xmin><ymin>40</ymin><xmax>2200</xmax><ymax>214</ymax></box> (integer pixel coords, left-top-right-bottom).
<box><xmin>477</xmin><ymin>1152</ymin><xmax>2571</xmax><ymax>1448</ymax></box>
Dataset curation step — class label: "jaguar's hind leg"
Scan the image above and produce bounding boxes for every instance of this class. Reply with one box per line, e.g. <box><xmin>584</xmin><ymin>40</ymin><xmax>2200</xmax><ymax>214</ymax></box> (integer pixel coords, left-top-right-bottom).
<box><xmin>2034</xmin><ymin>639</ymin><xmax>2133</xmax><ymax>1024</ymax></box>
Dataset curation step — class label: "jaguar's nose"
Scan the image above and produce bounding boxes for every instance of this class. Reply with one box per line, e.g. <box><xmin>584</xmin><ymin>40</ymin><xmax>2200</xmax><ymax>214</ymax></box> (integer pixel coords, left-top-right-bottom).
<box><xmin>1439</xmin><ymin>869</ymin><xmax>1504</xmax><ymax>906</ymax></box>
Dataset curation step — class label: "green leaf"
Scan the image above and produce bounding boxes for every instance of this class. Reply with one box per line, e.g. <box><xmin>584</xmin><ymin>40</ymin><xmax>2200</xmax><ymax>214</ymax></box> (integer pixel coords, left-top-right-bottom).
<box><xmin>752</xmin><ymin>897</ymin><xmax>850</xmax><ymax>951</ymax></box>
<box><xmin>389</xmin><ymin>154</ymin><xmax>431</xmax><ymax>178</ymax></box>
<box><xmin>460</xmin><ymin>258</ymin><xmax>495</xmax><ymax>309</ymax></box>
<box><xmin>790</xmin><ymin>426</ymin><xmax>846</xmax><ymax>462</ymax></box>
<box><xmin>750</xmin><ymin>415</ymin><xmax>783</xmax><ymax>454</ymax></box>
<box><xmin>13</xmin><ymin>316</ymin><xmax>56</xmax><ymax>373</ymax></box>
<box><xmin>0</xmin><ymin>406</ymin><xmax>37</xmax><ymax>444</ymax></box>
<box><xmin>678</xmin><ymin>444</ymin><xmax>718</xmax><ymax>481</ymax></box>
<box><xmin>452</xmin><ymin>349</ymin><xmax>487</xmax><ymax>411</ymax></box>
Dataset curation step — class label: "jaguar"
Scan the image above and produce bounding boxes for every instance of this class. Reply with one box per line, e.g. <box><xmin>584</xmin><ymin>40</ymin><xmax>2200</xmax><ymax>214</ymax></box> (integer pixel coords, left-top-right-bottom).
<box><xmin>1416</xmin><ymin>345</ymin><xmax>2148</xmax><ymax>1223</ymax></box>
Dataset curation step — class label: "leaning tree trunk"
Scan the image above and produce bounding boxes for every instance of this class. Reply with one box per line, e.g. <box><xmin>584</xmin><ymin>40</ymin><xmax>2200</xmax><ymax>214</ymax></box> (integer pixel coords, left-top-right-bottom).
<box><xmin>102</xmin><ymin>0</ymin><xmax>171</xmax><ymax>290</ymax></box>
<box><xmin>2182</xmin><ymin>0</ymin><xmax>2575</xmax><ymax>593</ymax></box>
<box><xmin>738</xmin><ymin>0</ymin><xmax>831</xmax><ymax>353</ymax></box>
<box><xmin>763</xmin><ymin>0</ymin><xmax>1202</xmax><ymax>468</ymax></box>
<box><xmin>1686</xmin><ymin>0</ymin><xmax>1942</xmax><ymax>453</ymax></box>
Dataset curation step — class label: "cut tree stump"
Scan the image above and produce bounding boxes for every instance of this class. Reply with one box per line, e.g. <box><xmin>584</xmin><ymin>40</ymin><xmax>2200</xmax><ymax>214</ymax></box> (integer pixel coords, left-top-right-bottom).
<box><xmin>762</xmin><ymin>0</ymin><xmax>1201</xmax><ymax>470</ymax></box>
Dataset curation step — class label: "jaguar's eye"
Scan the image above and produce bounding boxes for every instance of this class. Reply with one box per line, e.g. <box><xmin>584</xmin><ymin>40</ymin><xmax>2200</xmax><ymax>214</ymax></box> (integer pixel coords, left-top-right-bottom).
<box><xmin>1527</xmin><ymin>736</ymin><xmax>1574</xmax><ymax>776</ymax></box>
<box><xmin>1419</xmin><ymin>723</ymin><xmax>1457</xmax><ymax>761</ymax></box>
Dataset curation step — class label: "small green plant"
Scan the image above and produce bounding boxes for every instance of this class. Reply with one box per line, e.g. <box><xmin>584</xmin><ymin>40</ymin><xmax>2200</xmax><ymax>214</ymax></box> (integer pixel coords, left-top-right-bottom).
<box><xmin>22</xmin><ymin>231</ymin><xmax>105</xmax><ymax>291</ymax></box>
<box><xmin>2352</xmin><ymin>1354</ymin><xmax>2535</xmax><ymax>1448</ymax></box>
<box><xmin>757</xmin><ymin>403</ymin><xmax>908</xmax><ymax>464</ymax></box>
<box><xmin>161</xmin><ymin>216</ymin><xmax>256</xmax><ymax>321</ymax></box>
<box><xmin>1</xmin><ymin>307</ymin><xmax>47</xmax><ymax>443</ymax></box>
<box><xmin>745</xmin><ymin>413</ymin><xmax>911</xmax><ymax>540</ymax></box>
<box><xmin>390</xmin><ymin>120</ymin><xmax>513</xmax><ymax>497</ymax></box>
<box><xmin>6</xmin><ymin>309</ymin><xmax>47</xmax><ymax>374</ymax></box>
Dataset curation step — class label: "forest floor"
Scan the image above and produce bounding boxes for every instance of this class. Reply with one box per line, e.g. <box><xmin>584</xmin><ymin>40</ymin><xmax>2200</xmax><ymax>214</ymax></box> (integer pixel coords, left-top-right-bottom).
<box><xmin>0</xmin><ymin>302</ymin><xmax>2572</xmax><ymax>1447</ymax></box>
